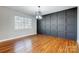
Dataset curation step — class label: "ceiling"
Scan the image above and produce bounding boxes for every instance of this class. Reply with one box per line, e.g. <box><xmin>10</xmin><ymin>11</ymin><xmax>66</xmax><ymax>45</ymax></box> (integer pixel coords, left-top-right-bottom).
<box><xmin>5</xmin><ymin>6</ymin><xmax>75</xmax><ymax>16</ymax></box>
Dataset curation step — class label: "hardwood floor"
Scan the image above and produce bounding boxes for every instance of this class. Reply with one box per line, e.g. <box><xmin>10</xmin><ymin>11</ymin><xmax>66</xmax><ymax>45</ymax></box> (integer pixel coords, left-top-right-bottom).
<box><xmin>0</xmin><ymin>34</ymin><xmax>78</xmax><ymax>53</ymax></box>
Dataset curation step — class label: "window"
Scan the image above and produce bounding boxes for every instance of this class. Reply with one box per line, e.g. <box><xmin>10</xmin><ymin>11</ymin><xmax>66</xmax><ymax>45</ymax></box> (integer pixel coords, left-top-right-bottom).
<box><xmin>15</xmin><ymin>16</ymin><xmax>32</xmax><ymax>30</ymax></box>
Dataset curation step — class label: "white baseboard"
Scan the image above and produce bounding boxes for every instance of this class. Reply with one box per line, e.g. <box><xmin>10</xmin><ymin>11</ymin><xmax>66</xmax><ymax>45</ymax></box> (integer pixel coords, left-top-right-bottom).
<box><xmin>0</xmin><ymin>33</ymin><xmax>36</xmax><ymax>42</ymax></box>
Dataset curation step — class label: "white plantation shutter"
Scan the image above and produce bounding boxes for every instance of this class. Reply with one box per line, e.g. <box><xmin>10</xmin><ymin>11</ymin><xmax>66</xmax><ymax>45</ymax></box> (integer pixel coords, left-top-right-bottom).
<box><xmin>15</xmin><ymin>16</ymin><xmax>32</xmax><ymax>30</ymax></box>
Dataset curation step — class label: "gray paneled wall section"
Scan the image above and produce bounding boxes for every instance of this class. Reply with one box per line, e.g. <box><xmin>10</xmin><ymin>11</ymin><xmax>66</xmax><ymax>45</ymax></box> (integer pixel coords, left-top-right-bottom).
<box><xmin>37</xmin><ymin>7</ymin><xmax>77</xmax><ymax>41</ymax></box>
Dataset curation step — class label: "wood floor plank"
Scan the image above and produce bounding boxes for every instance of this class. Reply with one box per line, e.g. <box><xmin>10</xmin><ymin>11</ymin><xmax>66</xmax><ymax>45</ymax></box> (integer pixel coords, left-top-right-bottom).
<box><xmin>0</xmin><ymin>34</ymin><xmax>78</xmax><ymax>53</ymax></box>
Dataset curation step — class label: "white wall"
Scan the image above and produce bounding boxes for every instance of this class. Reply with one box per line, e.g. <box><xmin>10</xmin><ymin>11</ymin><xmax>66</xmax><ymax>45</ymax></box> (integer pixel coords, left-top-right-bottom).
<box><xmin>0</xmin><ymin>7</ymin><xmax>37</xmax><ymax>40</ymax></box>
<box><xmin>77</xmin><ymin>7</ymin><xmax>79</xmax><ymax>44</ymax></box>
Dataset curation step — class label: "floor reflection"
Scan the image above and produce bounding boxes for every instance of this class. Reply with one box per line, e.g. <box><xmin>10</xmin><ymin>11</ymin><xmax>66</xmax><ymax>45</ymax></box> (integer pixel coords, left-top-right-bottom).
<box><xmin>14</xmin><ymin>38</ymin><xmax>32</xmax><ymax>53</ymax></box>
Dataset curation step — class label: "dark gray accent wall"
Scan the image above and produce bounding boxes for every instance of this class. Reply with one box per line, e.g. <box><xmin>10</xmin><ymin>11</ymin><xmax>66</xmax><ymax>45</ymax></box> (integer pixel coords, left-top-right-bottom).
<box><xmin>37</xmin><ymin>7</ymin><xmax>77</xmax><ymax>41</ymax></box>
